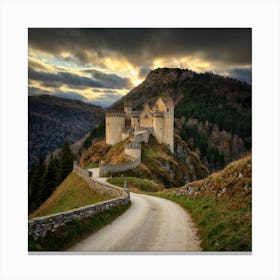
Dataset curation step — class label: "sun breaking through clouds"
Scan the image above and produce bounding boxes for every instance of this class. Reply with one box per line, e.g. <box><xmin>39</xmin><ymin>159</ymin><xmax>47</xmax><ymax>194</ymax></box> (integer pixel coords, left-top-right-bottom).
<box><xmin>28</xmin><ymin>28</ymin><xmax>251</xmax><ymax>107</ymax></box>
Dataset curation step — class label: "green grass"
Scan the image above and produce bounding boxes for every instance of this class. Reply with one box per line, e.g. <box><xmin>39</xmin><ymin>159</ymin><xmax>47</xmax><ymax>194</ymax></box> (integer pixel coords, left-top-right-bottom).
<box><xmin>83</xmin><ymin>161</ymin><xmax>99</xmax><ymax>169</ymax></box>
<box><xmin>142</xmin><ymin>146</ymin><xmax>158</xmax><ymax>160</ymax></box>
<box><xmin>29</xmin><ymin>202</ymin><xmax>131</xmax><ymax>251</ymax></box>
<box><xmin>29</xmin><ymin>173</ymin><xmax>113</xmax><ymax>219</ymax></box>
<box><xmin>108</xmin><ymin>177</ymin><xmax>163</xmax><ymax>192</ymax></box>
<box><xmin>152</xmin><ymin>193</ymin><xmax>251</xmax><ymax>251</ymax></box>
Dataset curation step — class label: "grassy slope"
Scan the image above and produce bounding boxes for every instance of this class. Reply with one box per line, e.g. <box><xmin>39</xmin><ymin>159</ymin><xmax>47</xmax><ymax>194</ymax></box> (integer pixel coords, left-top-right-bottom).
<box><xmin>153</xmin><ymin>155</ymin><xmax>252</xmax><ymax>251</ymax></box>
<box><xmin>29</xmin><ymin>172</ymin><xmax>113</xmax><ymax>219</ymax></box>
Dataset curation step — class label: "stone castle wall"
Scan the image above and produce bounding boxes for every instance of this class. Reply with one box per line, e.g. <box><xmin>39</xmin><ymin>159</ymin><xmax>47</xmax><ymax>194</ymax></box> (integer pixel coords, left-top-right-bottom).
<box><xmin>28</xmin><ymin>163</ymin><xmax>130</xmax><ymax>240</ymax></box>
<box><xmin>125</xmin><ymin>143</ymin><xmax>141</xmax><ymax>160</ymax></box>
<box><xmin>99</xmin><ymin>156</ymin><xmax>141</xmax><ymax>177</ymax></box>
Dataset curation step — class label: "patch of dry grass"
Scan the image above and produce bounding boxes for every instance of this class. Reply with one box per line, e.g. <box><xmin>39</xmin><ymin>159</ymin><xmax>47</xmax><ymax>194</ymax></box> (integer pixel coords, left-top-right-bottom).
<box><xmin>29</xmin><ymin>173</ymin><xmax>113</xmax><ymax>219</ymax></box>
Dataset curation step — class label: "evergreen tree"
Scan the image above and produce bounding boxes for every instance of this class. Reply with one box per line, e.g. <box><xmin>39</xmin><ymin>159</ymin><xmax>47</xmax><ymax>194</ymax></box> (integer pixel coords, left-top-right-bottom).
<box><xmin>29</xmin><ymin>158</ymin><xmax>45</xmax><ymax>213</ymax></box>
<box><xmin>39</xmin><ymin>155</ymin><xmax>59</xmax><ymax>204</ymax></box>
<box><xmin>57</xmin><ymin>141</ymin><xmax>74</xmax><ymax>184</ymax></box>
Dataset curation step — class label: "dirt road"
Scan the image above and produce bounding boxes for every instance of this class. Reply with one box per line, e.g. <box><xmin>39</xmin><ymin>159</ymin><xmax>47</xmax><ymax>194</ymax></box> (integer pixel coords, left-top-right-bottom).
<box><xmin>68</xmin><ymin>192</ymin><xmax>201</xmax><ymax>252</ymax></box>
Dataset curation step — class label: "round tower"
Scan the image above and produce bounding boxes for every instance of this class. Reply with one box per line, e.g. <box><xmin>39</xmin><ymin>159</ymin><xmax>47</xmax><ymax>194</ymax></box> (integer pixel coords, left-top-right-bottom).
<box><xmin>105</xmin><ymin>111</ymin><xmax>125</xmax><ymax>145</ymax></box>
<box><xmin>153</xmin><ymin>112</ymin><xmax>164</xmax><ymax>144</ymax></box>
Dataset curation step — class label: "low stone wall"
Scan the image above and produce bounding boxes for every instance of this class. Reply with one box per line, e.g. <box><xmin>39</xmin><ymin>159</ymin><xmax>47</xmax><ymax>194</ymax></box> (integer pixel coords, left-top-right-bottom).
<box><xmin>28</xmin><ymin>196</ymin><xmax>129</xmax><ymax>240</ymax></box>
<box><xmin>28</xmin><ymin>163</ymin><xmax>130</xmax><ymax>240</ymax></box>
<box><xmin>99</xmin><ymin>156</ymin><xmax>141</xmax><ymax>177</ymax></box>
<box><xmin>73</xmin><ymin>163</ymin><xmax>125</xmax><ymax>197</ymax></box>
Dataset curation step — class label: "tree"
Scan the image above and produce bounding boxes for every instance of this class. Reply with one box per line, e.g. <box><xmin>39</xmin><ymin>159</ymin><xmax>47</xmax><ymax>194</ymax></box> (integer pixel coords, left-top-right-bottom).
<box><xmin>29</xmin><ymin>157</ymin><xmax>45</xmax><ymax>213</ymax></box>
<box><xmin>57</xmin><ymin>141</ymin><xmax>74</xmax><ymax>184</ymax></box>
<box><xmin>39</xmin><ymin>155</ymin><xmax>59</xmax><ymax>204</ymax></box>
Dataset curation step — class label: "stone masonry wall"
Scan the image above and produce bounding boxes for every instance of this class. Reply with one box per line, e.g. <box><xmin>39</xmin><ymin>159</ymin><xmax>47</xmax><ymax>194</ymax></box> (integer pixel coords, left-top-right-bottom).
<box><xmin>28</xmin><ymin>197</ymin><xmax>129</xmax><ymax>240</ymax></box>
<box><xmin>99</xmin><ymin>156</ymin><xmax>141</xmax><ymax>177</ymax></box>
<box><xmin>73</xmin><ymin>162</ymin><xmax>125</xmax><ymax>197</ymax></box>
<box><xmin>28</xmin><ymin>163</ymin><xmax>130</xmax><ymax>240</ymax></box>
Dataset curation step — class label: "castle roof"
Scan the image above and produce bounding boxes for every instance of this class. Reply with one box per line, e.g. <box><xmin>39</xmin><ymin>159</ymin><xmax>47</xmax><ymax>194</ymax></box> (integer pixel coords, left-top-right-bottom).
<box><xmin>147</xmin><ymin>96</ymin><xmax>174</xmax><ymax>109</ymax></box>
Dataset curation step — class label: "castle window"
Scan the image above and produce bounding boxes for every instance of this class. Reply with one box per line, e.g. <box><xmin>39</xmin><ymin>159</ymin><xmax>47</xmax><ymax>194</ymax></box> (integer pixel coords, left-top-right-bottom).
<box><xmin>167</xmin><ymin>108</ymin><xmax>169</xmax><ymax>112</ymax></box>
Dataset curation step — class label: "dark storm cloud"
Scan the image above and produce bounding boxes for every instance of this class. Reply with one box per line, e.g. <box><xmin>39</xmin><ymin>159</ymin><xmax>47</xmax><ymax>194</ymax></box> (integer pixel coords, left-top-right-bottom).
<box><xmin>29</xmin><ymin>28</ymin><xmax>251</xmax><ymax>66</ymax></box>
<box><xmin>28</xmin><ymin>67</ymin><xmax>133</xmax><ymax>90</ymax></box>
<box><xmin>84</xmin><ymin>69</ymin><xmax>133</xmax><ymax>89</ymax></box>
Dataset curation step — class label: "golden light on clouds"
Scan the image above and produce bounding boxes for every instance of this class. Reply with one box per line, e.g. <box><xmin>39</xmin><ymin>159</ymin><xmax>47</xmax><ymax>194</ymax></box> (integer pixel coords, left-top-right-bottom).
<box><xmin>28</xmin><ymin>56</ymin><xmax>55</xmax><ymax>72</ymax></box>
<box><xmin>28</xmin><ymin>29</ymin><xmax>251</xmax><ymax>107</ymax></box>
<box><xmin>152</xmin><ymin>55</ymin><xmax>214</xmax><ymax>74</ymax></box>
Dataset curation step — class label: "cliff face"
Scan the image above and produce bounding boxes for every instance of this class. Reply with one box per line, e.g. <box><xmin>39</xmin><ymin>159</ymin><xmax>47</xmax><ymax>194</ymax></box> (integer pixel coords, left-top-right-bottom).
<box><xmin>112</xmin><ymin>68</ymin><xmax>251</xmax><ymax>171</ymax></box>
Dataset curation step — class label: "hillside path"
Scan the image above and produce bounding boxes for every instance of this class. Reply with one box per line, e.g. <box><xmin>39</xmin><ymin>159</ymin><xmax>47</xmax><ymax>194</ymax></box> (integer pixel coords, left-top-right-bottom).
<box><xmin>68</xmin><ymin>168</ymin><xmax>201</xmax><ymax>252</ymax></box>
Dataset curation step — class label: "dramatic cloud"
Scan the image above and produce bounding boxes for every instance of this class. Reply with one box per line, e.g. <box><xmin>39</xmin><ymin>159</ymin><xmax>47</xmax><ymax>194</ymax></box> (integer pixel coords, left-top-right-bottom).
<box><xmin>28</xmin><ymin>28</ymin><xmax>251</xmax><ymax>106</ymax></box>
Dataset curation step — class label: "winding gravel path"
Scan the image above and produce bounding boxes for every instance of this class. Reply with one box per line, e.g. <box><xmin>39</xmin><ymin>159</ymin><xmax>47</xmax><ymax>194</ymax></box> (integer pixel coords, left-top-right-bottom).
<box><xmin>68</xmin><ymin>191</ymin><xmax>201</xmax><ymax>252</ymax></box>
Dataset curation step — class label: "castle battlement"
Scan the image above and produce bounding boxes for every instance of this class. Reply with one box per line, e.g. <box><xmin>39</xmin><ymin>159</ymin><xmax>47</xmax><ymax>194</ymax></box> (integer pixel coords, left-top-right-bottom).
<box><xmin>106</xmin><ymin>111</ymin><xmax>125</xmax><ymax>117</ymax></box>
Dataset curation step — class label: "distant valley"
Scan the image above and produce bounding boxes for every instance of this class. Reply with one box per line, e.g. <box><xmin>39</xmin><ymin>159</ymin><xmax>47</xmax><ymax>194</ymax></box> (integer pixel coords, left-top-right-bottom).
<box><xmin>28</xmin><ymin>94</ymin><xmax>104</xmax><ymax>167</ymax></box>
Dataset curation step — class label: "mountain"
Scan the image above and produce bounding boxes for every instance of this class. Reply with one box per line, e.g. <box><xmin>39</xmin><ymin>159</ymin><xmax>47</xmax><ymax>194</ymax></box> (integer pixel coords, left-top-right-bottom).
<box><xmin>80</xmin><ymin>135</ymin><xmax>209</xmax><ymax>188</ymax></box>
<box><xmin>28</xmin><ymin>94</ymin><xmax>104</xmax><ymax>167</ymax></box>
<box><xmin>112</xmin><ymin>68</ymin><xmax>251</xmax><ymax>171</ymax></box>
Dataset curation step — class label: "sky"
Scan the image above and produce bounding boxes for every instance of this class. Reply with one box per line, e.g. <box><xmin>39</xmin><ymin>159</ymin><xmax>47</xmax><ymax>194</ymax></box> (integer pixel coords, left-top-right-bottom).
<box><xmin>28</xmin><ymin>28</ymin><xmax>251</xmax><ymax>108</ymax></box>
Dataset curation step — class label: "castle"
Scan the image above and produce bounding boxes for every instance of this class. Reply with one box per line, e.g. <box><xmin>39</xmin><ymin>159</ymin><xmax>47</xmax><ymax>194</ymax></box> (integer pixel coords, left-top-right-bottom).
<box><xmin>105</xmin><ymin>97</ymin><xmax>174</xmax><ymax>153</ymax></box>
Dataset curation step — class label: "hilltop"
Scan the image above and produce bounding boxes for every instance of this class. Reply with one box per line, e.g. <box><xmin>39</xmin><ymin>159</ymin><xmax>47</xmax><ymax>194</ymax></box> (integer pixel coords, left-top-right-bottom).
<box><xmin>28</xmin><ymin>94</ymin><xmax>104</xmax><ymax>166</ymax></box>
<box><xmin>80</xmin><ymin>134</ymin><xmax>209</xmax><ymax>188</ymax></box>
<box><xmin>112</xmin><ymin>68</ymin><xmax>251</xmax><ymax>171</ymax></box>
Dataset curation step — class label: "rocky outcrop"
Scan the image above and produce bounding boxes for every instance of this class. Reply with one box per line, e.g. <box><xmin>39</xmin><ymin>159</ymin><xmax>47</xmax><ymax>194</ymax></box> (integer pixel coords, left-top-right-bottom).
<box><xmin>174</xmin><ymin>135</ymin><xmax>209</xmax><ymax>182</ymax></box>
<box><xmin>176</xmin><ymin>154</ymin><xmax>251</xmax><ymax>199</ymax></box>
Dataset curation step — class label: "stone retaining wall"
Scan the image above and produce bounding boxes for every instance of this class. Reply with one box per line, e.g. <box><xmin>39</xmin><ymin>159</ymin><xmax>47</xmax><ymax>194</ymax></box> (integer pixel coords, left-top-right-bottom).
<box><xmin>73</xmin><ymin>163</ymin><xmax>125</xmax><ymax>197</ymax></box>
<box><xmin>99</xmin><ymin>156</ymin><xmax>141</xmax><ymax>177</ymax></box>
<box><xmin>28</xmin><ymin>163</ymin><xmax>130</xmax><ymax>240</ymax></box>
<box><xmin>28</xmin><ymin>196</ymin><xmax>129</xmax><ymax>240</ymax></box>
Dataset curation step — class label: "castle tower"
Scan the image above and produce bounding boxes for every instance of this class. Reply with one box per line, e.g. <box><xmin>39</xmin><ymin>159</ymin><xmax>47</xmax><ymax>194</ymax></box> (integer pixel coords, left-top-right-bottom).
<box><xmin>154</xmin><ymin>97</ymin><xmax>174</xmax><ymax>153</ymax></box>
<box><xmin>124</xmin><ymin>100</ymin><xmax>132</xmax><ymax>121</ymax></box>
<box><xmin>153</xmin><ymin>111</ymin><xmax>164</xmax><ymax>144</ymax></box>
<box><xmin>105</xmin><ymin>111</ymin><xmax>125</xmax><ymax>145</ymax></box>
